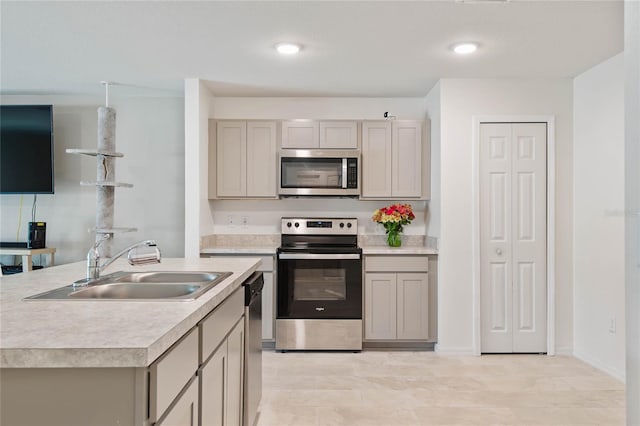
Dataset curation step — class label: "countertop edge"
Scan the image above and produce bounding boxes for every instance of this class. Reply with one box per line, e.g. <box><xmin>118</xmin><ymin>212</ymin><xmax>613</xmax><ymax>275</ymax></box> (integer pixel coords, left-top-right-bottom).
<box><xmin>0</xmin><ymin>258</ymin><xmax>260</xmax><ymax>368</ymax></box>
<box><xmin>200</xmin><ymin>247</ymin><xmax>278</xmax><ymax>255</ymax></box>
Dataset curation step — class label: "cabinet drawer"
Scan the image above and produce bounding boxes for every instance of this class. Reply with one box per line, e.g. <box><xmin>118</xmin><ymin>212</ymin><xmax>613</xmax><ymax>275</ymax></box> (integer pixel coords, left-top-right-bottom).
<box><xmin>200</xmin><ymin>287</ymin><xmax>244</xmax><ymax>363</ymax></box>
<box><xmin>365</xmin><ymin>255</ymin><xmax>428</xmax><ymax>273</ymax></box>
<box><xmin>149</xmin><ymin>327</ymin><xmax>199</xmax><ymax>423</ymax></box>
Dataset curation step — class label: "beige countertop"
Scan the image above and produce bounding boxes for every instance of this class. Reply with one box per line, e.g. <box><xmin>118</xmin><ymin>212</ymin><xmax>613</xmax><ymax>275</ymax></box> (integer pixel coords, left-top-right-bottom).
<box><xmin>0</xmin><ymin>257</ymin><xmax>260</xmax><ymax>369</ymax></box>
<box><xmin>199</xmin><ymin>234</ymin><xmax>438</xmax><ymax>256</ymax></box>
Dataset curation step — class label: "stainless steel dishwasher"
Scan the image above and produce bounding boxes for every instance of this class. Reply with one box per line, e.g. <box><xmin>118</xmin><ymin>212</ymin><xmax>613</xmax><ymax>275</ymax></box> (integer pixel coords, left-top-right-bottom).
<box><xmin>242</xmin><ymin>271</ymin><xmax>263</xmax><ymax>426</ymax></box>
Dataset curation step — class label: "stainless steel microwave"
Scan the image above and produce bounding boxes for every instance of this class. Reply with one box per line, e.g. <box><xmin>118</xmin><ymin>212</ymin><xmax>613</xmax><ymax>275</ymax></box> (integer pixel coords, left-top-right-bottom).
<box><xmin>278</xmin><ymin>150</ymin><xmax>360</xmax><ymax>197</ymax></box>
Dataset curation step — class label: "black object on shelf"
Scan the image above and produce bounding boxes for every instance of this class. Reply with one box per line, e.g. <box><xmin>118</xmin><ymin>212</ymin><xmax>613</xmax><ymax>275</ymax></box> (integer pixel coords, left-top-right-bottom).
<box><xmin>0</xmin><ymin>242</ymin><xmax>28</xmax><ymax>248</ymax></box>
<box><xmin>28</xmin><ymin>222</ymin><xmax>46</xmax><ymax>249</ymax></box>
<box><xmin>1</xmin><ymin>265</ymin><xmax>43</xmax><ymax>275</ymax></box>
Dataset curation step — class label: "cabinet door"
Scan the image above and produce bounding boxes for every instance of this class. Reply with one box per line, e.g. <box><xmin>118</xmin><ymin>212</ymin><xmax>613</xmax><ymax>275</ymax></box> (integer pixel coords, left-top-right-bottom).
<box><xmin>364</xmin><ymin>273</ymin><xmax>397</xmax><ymax>339</ymax></box>
<box><xmin>392</xmin><ymin>121</ymin><xmax>422</xmax><ymax>198</ymax></box>
<box><xmin>226</xmin><ymin>320</ymin><xmax>244</xmax><ymax>426</ymax></box>
<box><xmin>157</xmin><ymin>378</ymin><xmax>199</xmax><ymax>426</ymax></box>
<box><xmin>200</xmin><ymin>340</ymin><xmax>227</xmax><ymax>426</ymax></box>
<box><xmin>246</xmin><ymin>121</ymin><xmax>277</xmax><ymax>197</ymax></box>
<box><xmin>262</xmin><ymin>271</ymin><xmax>275</xmax><ymax>340</ymax></box>
<box><xmin>361</xmin><ymin>121</ymin><xmax>392</xmax><ymax>198</ymax></box>
<box><xmin>281</xmin><ymin>120</ymin><xmax>319</xmax><ymax>148</ymax></box>
<box><xmin>319</xmin><ymin>121</ymin><xmax>358</xmax><ymax>149</ymax></box>
<box><xmin>149</xmin><ymin>328</ymin><xmax>199</xmax><ymax>424</ymax></box>
<box><xmin>217</xmin><ymin>121</ymin><xmax>247</xmax><ymax>197</ymax></box>
<box><xmin>396</xmin><ymin>273</ymin><xmax>429</xmax><ymax>340</ymax></box>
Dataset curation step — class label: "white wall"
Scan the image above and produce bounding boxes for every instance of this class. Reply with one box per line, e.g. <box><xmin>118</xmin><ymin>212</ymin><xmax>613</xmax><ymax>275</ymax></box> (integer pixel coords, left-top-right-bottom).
<box><xmin>0</xmin><ymin>95</ymin><xmax>185</xmax><ymax>266</ymax></box>
<box><xmin>437</xmin><ymin>79</ymin><xmax>574</xmax><ymax>354</ymax></box>
<box><xmin>625</xmin><ymin>0</ymin><xmax>640</xmax><ymax>421</ymax></box>
<box><xmin>210</xmin><ymin>97</ymin><xmax>426</xmax><ymax>120</ymax></box>
<box><xmin>184</xmin><ymin>79</ymin><xmax>214</xmax><ymax>258</ymax></box>
<box><xmin>424</xmin><ymin>82</ymin><xmax>441</xmax><ymax>240</ymax></box>
<box><xmin>573</xmin><ymin>54</ymin><xmax>625</xmax><ymax>380</ymax></box>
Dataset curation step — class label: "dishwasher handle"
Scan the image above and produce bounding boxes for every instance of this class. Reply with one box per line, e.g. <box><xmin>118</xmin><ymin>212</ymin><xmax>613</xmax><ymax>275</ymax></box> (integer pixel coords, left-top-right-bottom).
<box><xmin>242</xmin><ymin>271</ymin><xmax>264</xmax><ymax>306</ymax></box>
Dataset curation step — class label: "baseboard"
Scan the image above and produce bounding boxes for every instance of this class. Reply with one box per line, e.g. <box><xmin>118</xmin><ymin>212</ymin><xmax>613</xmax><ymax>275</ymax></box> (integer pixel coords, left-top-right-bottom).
<box><xmin>363</xmin><ymin>341</ymin><xmax>435</xmax><ymax>351</ymax></box>
<box><xmin>434</xmin><ymin>344</ymin><xmax>475</xmax><ymax>355</ymax></box>
<box><xmin>573</xmin><ymin>349</ymin><xmax>626</xmax><ymax>383</ymax></box>
<box><xmin>555</xmin><ymin>345</ymin><xmax>573</xmax><ymax>356</ymax></box>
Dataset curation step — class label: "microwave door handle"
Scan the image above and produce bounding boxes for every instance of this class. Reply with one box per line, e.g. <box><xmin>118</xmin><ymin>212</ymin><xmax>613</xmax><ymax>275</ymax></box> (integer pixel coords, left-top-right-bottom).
<box><xmin>342</xmin><ymin>158</ymin><xmax>348</xmax><ymax>188</ymax></box>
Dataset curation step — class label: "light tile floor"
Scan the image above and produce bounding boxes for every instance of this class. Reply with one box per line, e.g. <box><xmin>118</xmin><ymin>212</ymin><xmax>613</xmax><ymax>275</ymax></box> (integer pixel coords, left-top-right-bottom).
<box><xmin>256</xmin><ymin>350</ymin><xmax>625</xmax><ymax>426</ymax></box>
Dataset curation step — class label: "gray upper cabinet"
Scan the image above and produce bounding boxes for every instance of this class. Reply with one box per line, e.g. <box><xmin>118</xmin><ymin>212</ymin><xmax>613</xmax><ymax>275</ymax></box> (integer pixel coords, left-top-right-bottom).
<box><xmin>282</xmin><ymin>120</ymin><xmax>358</xmax><ymax>149</ymax></box>
<box><xmin>216</xmin><ymin>121</ymin><xmax>246</xmax><ymax>198</ymax></box>
<box><xmin>361</xmin><ymin>121</ymin><xmax>392</xmax><ymax>198</ymax></box>
<box><xmin>210</xmin><ymin>120</ymin><xmax>277</xmax><ymax>199</ymax></box>
<box><xmin>319</xmin><ymin>121</ymin><xmax>358</xmax><ymax>149</ymax></box>
<box><xmin>281</xmin><ymin>120</ymin><xmax>319</xmax><ymax>149</ymax></box>
<box><xmin>361</xmin><ymin>120</ymin><xmax>430</xmax><ymax>200</ymax></box>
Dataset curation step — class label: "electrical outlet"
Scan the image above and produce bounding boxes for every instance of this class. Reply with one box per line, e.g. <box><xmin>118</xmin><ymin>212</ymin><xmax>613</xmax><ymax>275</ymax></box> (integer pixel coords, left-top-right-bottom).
<box><xmin>240</xmin><ymin>216</ymin><xmax>249</xmax><ymax>227</ymax></box>
<box><xmin>609</xmin><ymin>316</ymin><xmax>616</xmax><ymax>334</ymax></box>
<box><xmin>227</xmin><ymin>215</ymin><xmax>235</xmax><ymax>226</ymax></box>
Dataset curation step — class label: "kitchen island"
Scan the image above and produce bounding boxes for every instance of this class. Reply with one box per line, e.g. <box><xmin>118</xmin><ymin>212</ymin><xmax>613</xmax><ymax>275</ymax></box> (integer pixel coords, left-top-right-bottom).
<box><xmin>0</xmin><ymin>257</ymin><xmax>260</xmax><ymax>426</ymax></box>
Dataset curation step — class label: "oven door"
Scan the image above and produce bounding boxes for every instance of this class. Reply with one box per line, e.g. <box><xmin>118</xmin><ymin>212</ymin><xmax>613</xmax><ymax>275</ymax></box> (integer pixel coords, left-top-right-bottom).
<box><xmin>277</xmin><ymin>251</ymin><xmax>362</xmax><ymax>319</ymax></box>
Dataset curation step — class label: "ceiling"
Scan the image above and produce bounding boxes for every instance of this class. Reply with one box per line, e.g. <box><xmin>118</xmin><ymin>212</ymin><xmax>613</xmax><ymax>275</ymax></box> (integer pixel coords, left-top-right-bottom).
<box><xmin>0</xmin><ymin>1</ymin><xmax>624</xmax><ymax>98</ymax></box>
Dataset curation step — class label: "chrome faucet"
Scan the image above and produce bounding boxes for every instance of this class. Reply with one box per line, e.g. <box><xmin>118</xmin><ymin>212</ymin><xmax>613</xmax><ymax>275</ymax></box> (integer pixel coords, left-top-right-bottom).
<box><xmin>85</xmin><ymin>236</ymin><xmax>161</xmax><ymax>281</ymax></box>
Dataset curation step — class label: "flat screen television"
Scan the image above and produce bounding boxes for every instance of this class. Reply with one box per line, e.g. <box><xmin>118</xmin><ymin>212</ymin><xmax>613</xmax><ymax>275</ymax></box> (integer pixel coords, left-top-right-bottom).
<box><xmin>0</xmin><ymin>105</ymin><xmax>54</xmax><ymax>194</ymax></box>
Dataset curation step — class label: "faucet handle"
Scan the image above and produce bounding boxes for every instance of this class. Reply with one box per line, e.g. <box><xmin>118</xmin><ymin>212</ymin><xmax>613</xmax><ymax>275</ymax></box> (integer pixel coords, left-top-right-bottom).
<box><xmin>127</xmin><ymin>242</ymin><xmax>161</xmax><ymax>266</ymax></box>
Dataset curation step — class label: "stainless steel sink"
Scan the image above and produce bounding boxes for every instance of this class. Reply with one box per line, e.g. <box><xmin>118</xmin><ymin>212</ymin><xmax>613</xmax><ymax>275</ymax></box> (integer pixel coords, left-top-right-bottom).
<box><xmin>24</xmin><ymin>271</ymin><xmax>233</xmax><ymax>301</ymax></box>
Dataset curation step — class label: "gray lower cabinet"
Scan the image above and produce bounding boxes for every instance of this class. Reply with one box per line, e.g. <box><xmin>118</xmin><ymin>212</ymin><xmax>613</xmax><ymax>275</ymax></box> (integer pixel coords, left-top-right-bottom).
<box><xmin>200</xmin><ymin>319</ymin><xmax>244</xmax><ymax>426</ymax></box>
<box><xmin>0</xmin><ymin>287</ymin><xmax>245</xmax><ymax>426</ymax></box>
<box><xmin>200</xmin><ymin>288</ymin><xmax>245</xmax><ymax>426</ymax></box>
<box><xmin>364</xmin><ymin>255</ymin><xmax>433</xmax><ymax>341</ymax></box>
<box><xmin>150</xmin><ymin>327</ymin><xmax>199</xmax><ymax>424</ymax></box>
<box><xmin>156</xmin><ymin>378</ymin><xmax>199</xmax><ymax>426</ymax></box>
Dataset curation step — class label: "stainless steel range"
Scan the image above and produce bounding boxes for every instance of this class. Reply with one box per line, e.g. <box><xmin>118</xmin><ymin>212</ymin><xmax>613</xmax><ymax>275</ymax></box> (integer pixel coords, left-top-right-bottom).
<box><xmin>276</xmin><ymin>217</ymin><xmax>363</xmax><ymax>351</ymax></box>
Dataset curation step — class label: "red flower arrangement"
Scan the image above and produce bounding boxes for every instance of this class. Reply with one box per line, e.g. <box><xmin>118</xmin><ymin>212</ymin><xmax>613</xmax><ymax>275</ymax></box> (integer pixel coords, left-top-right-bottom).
<box><xmin>372</xmin><ymin>203</ymin><xmax>415</xmax><ymax>247</ymax></box>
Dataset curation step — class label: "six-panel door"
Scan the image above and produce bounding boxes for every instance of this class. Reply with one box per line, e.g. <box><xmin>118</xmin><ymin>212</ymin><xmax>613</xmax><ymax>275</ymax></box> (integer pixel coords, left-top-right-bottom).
<box><xmin>480</xmin><ymin>122</ymin><xmax>547</xmax><ymax>353</ymax></box>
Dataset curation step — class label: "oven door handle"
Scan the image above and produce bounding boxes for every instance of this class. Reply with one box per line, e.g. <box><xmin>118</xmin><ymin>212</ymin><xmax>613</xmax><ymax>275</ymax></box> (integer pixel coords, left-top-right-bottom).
<box><xmin>278</xmin><ymin>253</ymin><xmax>361</xmax><ymax>260</ymax></box>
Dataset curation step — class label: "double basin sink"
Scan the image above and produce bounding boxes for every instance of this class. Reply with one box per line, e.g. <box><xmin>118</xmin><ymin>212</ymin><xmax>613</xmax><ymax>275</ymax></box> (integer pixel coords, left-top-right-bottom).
<box><xmin>25</xmin><ymin>271</ymin><xmax>232</xmax><ymax>301</ymax></box>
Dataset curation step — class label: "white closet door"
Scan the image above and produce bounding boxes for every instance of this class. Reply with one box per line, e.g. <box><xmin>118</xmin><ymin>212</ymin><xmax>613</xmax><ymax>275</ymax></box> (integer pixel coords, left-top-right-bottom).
<box><xmin>480</xmin><ymin>123</ymin><xmax>546</xmax><ymax>353</ymax></box>
<box><xmin>511</xmin><ymin>123</ymin><xmax>547</xmax><ymax>352</ymax></box>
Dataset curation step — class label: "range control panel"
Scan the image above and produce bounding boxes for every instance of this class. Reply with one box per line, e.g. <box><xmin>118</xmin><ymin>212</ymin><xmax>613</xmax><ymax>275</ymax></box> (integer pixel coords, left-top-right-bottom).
<box><xmin>281</xmin><ymin>218</ymin><xmax>358</xmax><ymax>235</ymax></box>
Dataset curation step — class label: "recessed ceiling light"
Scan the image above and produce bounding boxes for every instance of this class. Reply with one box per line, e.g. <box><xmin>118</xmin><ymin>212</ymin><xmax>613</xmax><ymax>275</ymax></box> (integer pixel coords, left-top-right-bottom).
<box><xmin>452</xmin><ymin>42</ymin><xmax>479</xmax><ymax>55</ymax></box>
<box><xmin>276</xmin><ymin>43</ymin><xmax>301</xmax><ymax>55</ymax></box>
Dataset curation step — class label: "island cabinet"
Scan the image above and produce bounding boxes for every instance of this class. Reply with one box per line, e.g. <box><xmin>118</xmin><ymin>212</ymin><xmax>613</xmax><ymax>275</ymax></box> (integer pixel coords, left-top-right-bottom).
<box><xmin>199</xmin><ymin>288</ymin><xmax>245</xmax><ymax>426</ymax></box>
<box><xmin>210</xmin><ymin>120</ymin><xmax>278</xmax><ymax>199</ymax></box>
<box><xmin>364</xmin><ymin>255</ymin><xmax>437</xmax><ymax>344</ymax></box>
<box><xmin>281</xmin><ymin>120</ymin><xmax>358</xmax><ymax>149</ymax></box>
<box><xmin>0</xmin><ymin>286</ymin><xmax>245</xmax><ymax>426</ymax></box>
<box><xmin>149</xmin><ymin>327</ymin><xmax>199</xmax><ymax>425</ymax></box>
<box><xmin>360</xmin><ymin>120</ymin><xmax>430</xmax><ymax>200</ymax></box>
